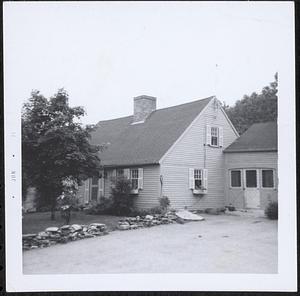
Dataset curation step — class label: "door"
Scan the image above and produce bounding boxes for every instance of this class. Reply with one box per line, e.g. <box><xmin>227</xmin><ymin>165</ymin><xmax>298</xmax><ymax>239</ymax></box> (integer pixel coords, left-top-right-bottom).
<box><xmin>244</xmin><ymin>169</ymin><xmax>260</xmax><ymax>209</ymax></box>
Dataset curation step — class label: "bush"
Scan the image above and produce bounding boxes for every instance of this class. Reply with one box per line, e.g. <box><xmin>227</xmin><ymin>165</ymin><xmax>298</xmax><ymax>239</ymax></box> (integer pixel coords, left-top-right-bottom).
<box><xmin>129</xmin><ymin>205</ymin><xmax>169</xmax><ymax>217</ymax></box>
<box><xmin>204</xmin><ymin>207</ymin><xmax>224</xmax><ymax>215</ymax></box>
<box><xmin>129</xmin><ymin>208</ymin><xmax>151</xmax><ymax>217</ymax></box>
<box><xmin>149</xmin><ymin>206</ymin><xmax>165</xmax><ymax>215</ymax></box>
<box><xmin>265</xmin><ymin>201</ymin><xmax>278</xmax><ymax>220</ymax></box>
<box><xmin>110</xmin><ymin>176</ymin><xmax>135</xmax><ymax>216</ymax></box>
<box><xmin>159</xmin><ymin>196</ymin><xmax>170</xmax><ymax>210</ymax></box>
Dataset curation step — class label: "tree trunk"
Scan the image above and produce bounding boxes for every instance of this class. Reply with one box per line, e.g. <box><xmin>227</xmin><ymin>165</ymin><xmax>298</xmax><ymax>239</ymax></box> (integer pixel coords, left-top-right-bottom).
<box><xmin>50</xmin><ymin>199</ymin><xmax>56</xmax><ymax>220</ymax></box>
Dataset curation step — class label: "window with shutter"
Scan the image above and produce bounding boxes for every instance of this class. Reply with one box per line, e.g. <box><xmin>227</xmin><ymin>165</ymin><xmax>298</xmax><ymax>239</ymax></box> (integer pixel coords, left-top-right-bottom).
<box><xmin>207</xmin><ymin>126</ymin><xmax>223</xmax><ymax>148</ymax></box>
<box><xmin>130</xmin><ymin>168</ymin><xmax>139</xmax><ymax>190</ymax></box>
<box><xmin>189</xmin><ymin>168</ymin><xmax>208</xmax><ymax>194</ymax></box>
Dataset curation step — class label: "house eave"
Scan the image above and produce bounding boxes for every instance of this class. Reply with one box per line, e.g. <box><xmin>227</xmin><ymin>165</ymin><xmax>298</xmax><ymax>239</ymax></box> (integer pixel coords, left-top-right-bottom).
<box><xmin>223</xmin><ymin>148</ymin><xmax>278</xmax><ymax>153</ymax></box>
<box><xmin>100</xmin><ymin>161</ymin><xmax>160</xmax><ymax>168</ymax></box>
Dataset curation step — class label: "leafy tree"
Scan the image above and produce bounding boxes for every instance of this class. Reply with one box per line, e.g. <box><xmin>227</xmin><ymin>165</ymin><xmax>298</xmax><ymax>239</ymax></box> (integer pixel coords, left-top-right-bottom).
<box><xmin>22</xmin><ymin>89</ymin><xmax>101</xmax><ymax>220</ymax></box>
<box><xmin>223</xmin><ymin>73</ymin><xmax>278</xmax><ymax>134</ymax></box>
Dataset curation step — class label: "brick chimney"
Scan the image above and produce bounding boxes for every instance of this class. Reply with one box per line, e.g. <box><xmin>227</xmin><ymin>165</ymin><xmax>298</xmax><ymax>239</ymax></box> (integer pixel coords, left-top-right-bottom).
<box><xmin>133</xmin><ymin>95</ymin><xmax>157</xmax><ymax>123</ymax></box>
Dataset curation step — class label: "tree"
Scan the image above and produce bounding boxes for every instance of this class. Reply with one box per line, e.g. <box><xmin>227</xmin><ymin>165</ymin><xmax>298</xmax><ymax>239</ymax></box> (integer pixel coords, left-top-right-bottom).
<box><xmin>22</xmin><ymin>89</ymin><xmax>101</xmax><ymax>220</ymax></box>
<box><xmin>223</xmin><ymin>73</ymin><xmax>278</xmax><ymax>134</ymax></box>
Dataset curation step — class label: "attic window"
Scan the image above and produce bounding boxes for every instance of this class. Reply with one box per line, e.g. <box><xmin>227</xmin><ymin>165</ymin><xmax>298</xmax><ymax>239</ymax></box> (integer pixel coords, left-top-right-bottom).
<box><xmin>211</xmin><ymin>127</ymin><xmax>218</xmax><ymax>146</ymax></box>
<box><xmin>206</xmin><ymin>125</ymin><xmax>223</xmax><ymax>147</ymax></box>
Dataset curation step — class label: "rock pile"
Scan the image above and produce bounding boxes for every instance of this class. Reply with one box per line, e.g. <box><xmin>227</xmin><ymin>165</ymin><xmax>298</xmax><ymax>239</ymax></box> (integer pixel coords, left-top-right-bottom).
<box><xmin>23</xmin><ymin>223</ymin><xmax>108</xmax><ymax>250</ymax></box>
<box><xmin>118</xmin><ymin>212</ymin><xmax>178</xmax><ymax>230</ymax></box>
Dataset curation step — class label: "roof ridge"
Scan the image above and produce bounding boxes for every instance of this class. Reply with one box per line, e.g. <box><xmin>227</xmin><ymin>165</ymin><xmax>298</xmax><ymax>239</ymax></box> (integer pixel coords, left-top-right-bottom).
<box><xmin>96</xmin><ymin>115</ymin><xmax>133</xmax><ymax>125</ymax></box>
<box><xmin>95</xmin><ymin>96</ymin><xmax>214</xmax><ymax>125</ymax></box>
<box><xmin>154</xmin><ymin>96</ymin><xmax>214</xmax><ymax>112</ymax></box>
<box><xmin>251</xmin><ymin>121</ymin><xmax>277</xmax><ymax>125</ymax></box>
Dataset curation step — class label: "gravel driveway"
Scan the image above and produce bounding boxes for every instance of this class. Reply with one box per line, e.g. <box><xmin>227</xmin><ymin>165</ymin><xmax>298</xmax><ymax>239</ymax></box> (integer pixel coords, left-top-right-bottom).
<box><xmin>23</xmin><ymin>214</ymin><xmax>277</xmax><ymax>274</ymax></box>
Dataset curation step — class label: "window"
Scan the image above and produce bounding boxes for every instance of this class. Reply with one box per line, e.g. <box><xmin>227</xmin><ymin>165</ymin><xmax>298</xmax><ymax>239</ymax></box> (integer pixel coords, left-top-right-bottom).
<box><xmin>206</xmin><ymin>125</ymin><xmax>223</xmax><ymax>147</ymax></box>
<box><xmin>117</xmin><ymin>169</ymin><xmax>124</xmax><ymax>178</ymax></box>
<box><xmin>262</xmin><ymin>170</ymin><xmax>274</xmax><ymax>188</ymax></box>
<box><xmin>245</xmin><ymin>170</ymin><xmax>257</xmax><ymax>188</ymax></box>
<box><xmin>189</xmin><ymin>168</ymin><xmax>208</xmax><ymax>193</ymax></box>
<box><xmin>194</xmin><ymin>169</ymin><xmax>203</xmax><ymax>190</ymax></box>
<box><xmin>211</xmin><ymin>127</ymin><xmax>219</xmax><ymax>146</ymax></box>
<box><xmin>130</xmin><ymin>169</ymin><xmax>139</xmax><ymax>190</ymax></box>
<box><xmin>230</xmin><ymin>170</ymin><xmax>241</xmax><ymax>187</ymax></box>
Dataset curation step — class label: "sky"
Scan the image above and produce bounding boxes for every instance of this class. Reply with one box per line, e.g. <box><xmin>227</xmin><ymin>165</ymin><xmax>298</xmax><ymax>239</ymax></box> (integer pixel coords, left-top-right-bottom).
<box><xmin>4</xmin><ymin>1</ymin><xmax>292</xmax><ymax>125</ymax></box>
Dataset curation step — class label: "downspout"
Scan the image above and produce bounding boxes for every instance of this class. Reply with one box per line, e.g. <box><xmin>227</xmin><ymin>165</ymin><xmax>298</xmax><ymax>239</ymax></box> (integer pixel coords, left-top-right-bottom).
<box><xmin>160</xmin><ymin>174</ymin><xmax>163</xmax><ymax>198</ymax></box>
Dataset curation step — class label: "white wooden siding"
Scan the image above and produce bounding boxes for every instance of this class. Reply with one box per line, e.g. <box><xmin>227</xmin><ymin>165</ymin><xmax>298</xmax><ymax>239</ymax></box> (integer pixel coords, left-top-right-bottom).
<box><xmin>134</xmin><ymin>165</ymin><xmax>160</xmax><ymax>209</ymax></box>
<box><xmin>160</xmin><ymin>99</ymin><xmax>238</xmax><ymax>210</ymax></box>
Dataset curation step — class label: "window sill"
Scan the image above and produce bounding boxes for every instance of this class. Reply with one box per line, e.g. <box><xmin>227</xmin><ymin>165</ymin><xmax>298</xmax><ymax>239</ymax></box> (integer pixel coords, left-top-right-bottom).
<box><xmin>208</xmin><ymin>144</ymin><xmax>222</xmax><ymax>148</ymax></box>
<box><xmin>193</xmin><ymin>189</ymin><xmax>207</xmax><ymax>195</ymax></box>
<box><xmin>130</xmin><ymin>189</ymin><xmax>139</xmax><ymax>195</ymax></box>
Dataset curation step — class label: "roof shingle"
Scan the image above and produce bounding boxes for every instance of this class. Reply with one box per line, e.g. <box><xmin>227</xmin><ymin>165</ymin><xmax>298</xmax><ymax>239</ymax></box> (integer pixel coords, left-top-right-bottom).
<box><xmin>90</xmin><ymin>97</ymin><xmax>213</xmax><ymax>166</ymax></box>
<box><xmin>224</xmin><ymin>121</ymin><xmax>277</xmax><ymax>153</ymax></box>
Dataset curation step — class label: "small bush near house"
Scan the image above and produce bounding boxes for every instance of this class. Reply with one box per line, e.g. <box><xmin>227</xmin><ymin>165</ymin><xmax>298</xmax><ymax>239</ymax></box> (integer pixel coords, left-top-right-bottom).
<box><xmin>110</xmin><ymin>177</ymin><xmax>134</xmax><ymax>216</ymax></box>
<box><xmin>204</xmin><ymin>207</ymin><xmax>225</xmax><ymax>215</ymax></box>
<box><xmin>83</xmin><ymin>197</ymin><xmax>114</xmax><ymax>215</ymax></box>
<box><xmin>129</xmin><ymin>208</ymin><xmax>151</xmax><ymax>217</ymax></box>
<box><xmin>159</xmin><ymin>196</ymin><xmax>170</xmax><ymax>210</ymax></box>
<box><xmin>149</xmin><ymin>206</ymin><xmax>165</xmax><ymax>215</ymax></box>
<box><xmin>265</xmin><ymin>201</ymin><xmax>278</xmax><ymax>220</ymax></box>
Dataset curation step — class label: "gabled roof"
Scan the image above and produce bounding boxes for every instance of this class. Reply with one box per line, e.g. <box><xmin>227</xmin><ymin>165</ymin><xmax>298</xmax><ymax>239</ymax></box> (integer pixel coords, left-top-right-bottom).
<box><xmin>90</xmin><ymin>96</ymin><xmax>213</xmax><ymax>166</ymax></box>
<box><xmin>224</xmin><ymin>121</ymin><xmax>277</xmax><ymax>153</ymax></box>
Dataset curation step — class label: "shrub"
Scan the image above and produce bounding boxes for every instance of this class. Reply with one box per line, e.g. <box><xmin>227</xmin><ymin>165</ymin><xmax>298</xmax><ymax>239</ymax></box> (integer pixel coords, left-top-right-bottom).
<box><xmin>204</xmin><ymin>207</ymin><xmax>222</xmax><ymax>215</ymax></box>
<box><xmin>129</xmin><ymin>208</ymin><xmax>151</xmax><ymax>217</ymax></box>
<box><xmin>159</xmin><ymin>196</ymin><xmax>170</xmax><ymax>210</ymax></box>
<box><xmin>110</xmin><ymin>176</ymin><xmax>135</xmax><ymax>216</ymax></box>
<box><xmin>129</xmin><ymin>205</ymin><xmax>168</xmax><ymax>217</ymax></box>
<box><xmin>265</xmin><ymin>201</ymin><xmax>278</xmax><ymax>220</ymax></box>
<box><xmin>149</xmin><ymin>206</ymin><xmax>165</xmax><ymax>215</ymax></box>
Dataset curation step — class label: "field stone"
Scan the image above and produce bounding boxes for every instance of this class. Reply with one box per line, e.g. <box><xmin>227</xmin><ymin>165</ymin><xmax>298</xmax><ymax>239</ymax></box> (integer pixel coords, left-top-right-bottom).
<box><xmin>45</xmin><ymin>227</ymin><xmax>59</xmax><ymax>233</ymax></box>
<box><xmin>71</xmin><ymin>224</ymin><xmax>83</xmax><ymax>231</ymax></box>
<box><xmin>119</xmin><ymin>224</ymin><xmax>130</xmax><ymax>230</ymax></box>
<box><xmin>130</xmin><ymin>224</ymin><xmax>138</xmax><ymax>229</ymax></box>
<box><xmin>60</xmin><ymin>225</ymin><xmax>71</xmax><ymax>230</ymax></box>
<box><xmin>145</xmin><ymin>215</ymin><xmax>154</xmax><ymax>220</ymax></box>
<box><xmin>37</xmin><ymin>231</ymin><xmax>49</xmax><ymax>238</ymax></box>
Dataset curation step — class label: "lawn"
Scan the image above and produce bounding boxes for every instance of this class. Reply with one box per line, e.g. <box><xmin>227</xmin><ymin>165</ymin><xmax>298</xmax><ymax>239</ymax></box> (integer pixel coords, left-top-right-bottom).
<box><xmin>22</xmin><ymin>211</ymin><xmax>123</xmax><ymax>234</ymax></box>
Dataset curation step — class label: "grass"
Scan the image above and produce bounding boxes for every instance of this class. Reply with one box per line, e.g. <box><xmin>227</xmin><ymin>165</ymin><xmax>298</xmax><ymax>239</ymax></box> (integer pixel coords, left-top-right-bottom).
<box><xmin>22</xmin><ymin>211</ymin><xmax>124</xmax><ymax>234</ymax></box>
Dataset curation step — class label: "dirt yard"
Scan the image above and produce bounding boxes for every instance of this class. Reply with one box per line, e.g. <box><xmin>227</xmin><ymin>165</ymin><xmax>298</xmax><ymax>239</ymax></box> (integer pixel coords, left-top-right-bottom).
<box><xmin>23</xmin><ymin>214</ymin><xmax>277</xmax><ymax>274</ymax></box>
